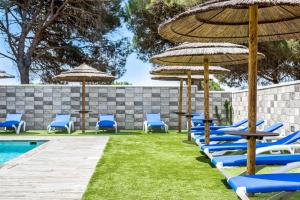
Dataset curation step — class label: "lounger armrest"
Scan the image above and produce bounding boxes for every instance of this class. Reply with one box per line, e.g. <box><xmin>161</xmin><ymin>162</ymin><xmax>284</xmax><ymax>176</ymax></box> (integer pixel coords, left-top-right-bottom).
<box><xmin>271</xmin><ymin>161</ymin><xmax>300</xmax><ymax>174</ymax></box>
<box><xmin>256</xmin><ymin>144</ymin><xmax>300</xmax><ymax>154</ymax></box>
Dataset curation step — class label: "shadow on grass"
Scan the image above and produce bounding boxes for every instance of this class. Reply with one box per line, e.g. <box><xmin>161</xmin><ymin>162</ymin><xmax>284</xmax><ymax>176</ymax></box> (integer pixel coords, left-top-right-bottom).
<box><xmin>182</xmin><ymin>140</ymin><xmax>197</xmax><ymax>145</ymax></box>
<box><xmin>221</xmin><ymin>179</ymin><xmax>231</xmax><ymax>189</ymax></box>
<box><xmin>195</xmin><ymin>155</ymin><xmax>215</xmax><ymax>168</ymax></box>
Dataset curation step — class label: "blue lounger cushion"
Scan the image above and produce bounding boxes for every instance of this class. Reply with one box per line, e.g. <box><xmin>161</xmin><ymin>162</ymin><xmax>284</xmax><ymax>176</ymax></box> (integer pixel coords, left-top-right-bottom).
<box><xmin>192</xmin><ymin>119</ymin><xmax>248</xmax><ymax>131</ymax></box>
<box><xmin>212</xmin><ymin>154</ymin><xmax>300</xmax><ymax>167</ymax></box>
<box><xmin>50</xmin><ymin>121</ymin><xmax>69</xmax><ymax>128</ymax></box>
<box><xmin>196</xmin><ymin>122</ymin><xmax>283</xmax><ymax>143</ymax></box>
<box><xmin>201</xmin><ymin>130</ymin><xmax>300</xmax><ymax>152</ymax></box>
<box><xmin>97</xmin><ymin>114</ymin><xmax>116</xmax><ymax>127</ymax></box>
<box><xmin>146</xmin><ymin>114</ymin><xmax>165</xmax><ymax>127</ymax></box>
<box><xmin>228</xmin><ymin>173</ymin><xmax>300</xmax><ymax>193</ymax></box>
<box><xmin>193</xmin><ymin>119</ymin><xmax>264</xmax><ymax>136</ymax></box>
<box><xmin>98</xmin><ymin>120</ymin><xmax>115</xmax><ymax>127</ymax></box>
<box><xmin>0</xmin><ymin>120</ymin><xmax>20</xmax><ymax>128</ymax></box>
<box><xmin>50</xmin><ymin>114</ymin><xmax>71</xmax><ymax>128</ymax></box>
<box><xmin>0</xmin><ymin>113</ymin><xmax>23</xmax><ymax>128</ymax></box>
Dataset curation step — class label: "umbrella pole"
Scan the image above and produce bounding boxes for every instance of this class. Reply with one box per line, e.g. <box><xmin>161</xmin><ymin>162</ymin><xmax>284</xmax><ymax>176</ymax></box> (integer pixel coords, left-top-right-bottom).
<box><xmin>82</xmin><ymin>78</ymin><xmax>86</xmax><ymax>134</ymax></box>
<box><xmin>204</xmin><ymin>59</ymin><xmax>210</xmax><ymax>145</ymax></box>
<box><xmin>187</xmin><ymin>71</ymin><xmax>192</xmax><ymax>141</ymax></box>
<box><xmin>178</xmin><ymin>79</ymin><xmax>183</xmax><ymax>133</ymax></box>
<box><xmin>247</xmin><ymin>5</ymin><xmax>258</xmax><ymax>175</ymax></box>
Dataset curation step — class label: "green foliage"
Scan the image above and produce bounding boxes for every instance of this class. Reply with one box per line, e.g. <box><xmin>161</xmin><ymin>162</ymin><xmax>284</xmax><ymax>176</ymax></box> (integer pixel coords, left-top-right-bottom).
<box><xmin>214</xmin><ymin>105</ymin><xmax>222</xmax><ymax>125</ymax></box>
<box><xmin>0</xmin><ymin>0</ymin><xmax>131</xmax><ymax>83</ymax></box>
<box><xmin>214</xmin><ymin>100</ymin><xmax>233</xmax><ymax>125</ymax></box>
<box><xmin>218</xmin><ymin>40</ymin><xmax>300</xmax><ymax>87</ymax></box>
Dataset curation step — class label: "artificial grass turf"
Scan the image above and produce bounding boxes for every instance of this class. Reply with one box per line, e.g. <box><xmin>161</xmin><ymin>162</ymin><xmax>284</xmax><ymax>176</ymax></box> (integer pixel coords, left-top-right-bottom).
<box><xmin>82</xmin><ymin>131</ymin><xmax>238</xmax><ymax>200</ymax></box>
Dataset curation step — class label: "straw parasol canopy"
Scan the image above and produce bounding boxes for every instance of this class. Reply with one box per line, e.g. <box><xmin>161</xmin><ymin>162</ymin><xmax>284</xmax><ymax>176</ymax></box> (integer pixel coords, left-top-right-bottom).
<box><xmin>151</xmin><ymin>75</ymin><xmax>212</xmax><ymax>81</ymax></box>
<box><xmin>0</xmin><ymin>71</ymin><xmax>14</xmax><ymax>78</ymax></box>
<box><xmin>158</xmin><ymin>0</ymin><xmax>300</xmax><ymax>43</ymax></box>
<box><xmin>54</xmin><ymin>63</ymin><xmax>114</xmax><ymax>82</ymax></box>
<box><xmin>150</xmin><ymin>65</ymin><xmax>229</xmax><ymax>75</ymax></box>
<box><xmin>150</xmin><ymin>42</ymin><xmax>264</xmax><ymax>65</ymax></box>
<box><xmin>54</xmin><ymin>63</ymin><xmax>114</xmax><ymax>134</ymax></box>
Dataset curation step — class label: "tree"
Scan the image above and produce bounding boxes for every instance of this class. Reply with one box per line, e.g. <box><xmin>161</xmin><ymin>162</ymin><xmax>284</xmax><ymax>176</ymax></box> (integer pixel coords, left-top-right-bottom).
<box><xmin>125</xmin><ymin>0</ymin><xmax>300</xmax><ymax>88</ymax></box>
<box><xmin>218</xmin><ymin>40</ymin><xmax>300</xmax><ymax>87</ymax></box>
<box><xmin>0</xmin><ymin>0</ymin><xmax>131</xmax><ymax>83</ymax></box>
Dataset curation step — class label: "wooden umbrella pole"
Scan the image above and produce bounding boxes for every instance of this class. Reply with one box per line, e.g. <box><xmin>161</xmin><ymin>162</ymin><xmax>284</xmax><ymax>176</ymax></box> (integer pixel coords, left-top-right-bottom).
<box><xmin>247</xmin><ymin>5</ymin><xmax>259</xmax><ymax>175</ymax></box>
<box><xmin>82</xmin><ymin>78</ymin><xmax>86</xmax><ymax>134</ymax></box>
<box><xmin>204</xmin><ymin>59</ymin><xmax>210</xmax><ymax>145</ymax></box>
<box><xmin>178</xmin><ymin>79</ymin><xmax>183</xmax><ymax>133</ymax></box>
<box><xmin>187</xmin><ymin>71</ymin><xmax>192</xmax><ymax>141</ymax></box>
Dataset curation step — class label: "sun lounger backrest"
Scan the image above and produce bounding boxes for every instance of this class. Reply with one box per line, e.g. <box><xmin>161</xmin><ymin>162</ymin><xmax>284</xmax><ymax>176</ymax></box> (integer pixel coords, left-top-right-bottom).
<box><xmin>6</xmin><ymin>113</ymin><xmax>22</xmax><ymax>122</ymax></box>
<box><xmin>147</xmin><ymin>113</ymin><xmax>161</xmax><ymax>122</ymax></box>
<box><xmin>232</xmin><ymin>119</ymin><xmax>248</xmax><ymax>127</ymax></box>
<box><xmin>240</xmin><ymin>119</ymin><xmax>264</xmax><ymax>131</ymax></box>
<box><xmin>99</xmin><ymin>114</ymin><xmax>114</xmax><ymax>121</ymax></box>
<box><xmin>55</xmin><ymin>114</ymin><xmax>71</xmax><ymax>122</ymax></box>
<box><xmin>263</xmin><ymin>122</ymin><xmax>283</xmax><ymax>132</ymax></box>
<box><xmin>274</xmin><ymin>130</ymin><xmax>300</xmax><ymax>145</ymax></box>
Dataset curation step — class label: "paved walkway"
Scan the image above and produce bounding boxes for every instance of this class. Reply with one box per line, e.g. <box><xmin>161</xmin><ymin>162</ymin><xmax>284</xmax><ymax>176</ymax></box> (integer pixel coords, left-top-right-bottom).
<box><xmin>0</xmin><ymin>136</ymin><xmax>109</xmax><ymax>200</ymax></box>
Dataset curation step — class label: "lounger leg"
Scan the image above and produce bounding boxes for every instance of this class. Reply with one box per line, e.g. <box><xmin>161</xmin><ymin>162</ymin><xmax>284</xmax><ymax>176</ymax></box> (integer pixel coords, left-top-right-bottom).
<box><xmin>235</xmin><ymin>187</ymin><xmax>250</xmax><ymax>200</ymax></box>
<box><xmin>47</xmin><ymin>125</ymin><xmax>52</xmax><ymax>134</ymax></box>
<box><xmin>23</xmin><ymin>122</ymin><xmax>26</xmax><ymax>132</ymax></box>
<box><xmin>96</xmin><ymin>126</ymin><xmax>99</xmax><ymax>134</ymax></box>
<box><xmin>115</xmin><ymin>126</ymin><xmax>117</xmax><ymax>134</ymax></box>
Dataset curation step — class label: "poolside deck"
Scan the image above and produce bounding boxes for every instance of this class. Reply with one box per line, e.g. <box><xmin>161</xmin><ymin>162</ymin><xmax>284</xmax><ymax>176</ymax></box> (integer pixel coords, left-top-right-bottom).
<box><xmin>0</xmin><ymin>136</ymin><xmax>109</xmax><ymax>200</ymax></box>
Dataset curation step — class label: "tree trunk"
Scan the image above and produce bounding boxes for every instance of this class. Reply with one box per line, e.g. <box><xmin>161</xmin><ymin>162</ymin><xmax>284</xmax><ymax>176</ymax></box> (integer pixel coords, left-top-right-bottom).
<box><xmin>17</xmin><ymin>57</ymin><xmax>31</xmax><ymax>84</ymax></box>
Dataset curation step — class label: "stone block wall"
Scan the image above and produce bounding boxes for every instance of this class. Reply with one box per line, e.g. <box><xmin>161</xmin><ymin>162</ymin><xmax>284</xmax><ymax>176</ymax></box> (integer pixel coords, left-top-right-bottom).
<box><xmin>232</xmin><ymin>81</ymin><xmax>300</xmax><ymax>135</ymax></box>
<box><xmin>0</xmin><ymin>85</ymin><xmax>230</xmax><ymax>130</ymax></box>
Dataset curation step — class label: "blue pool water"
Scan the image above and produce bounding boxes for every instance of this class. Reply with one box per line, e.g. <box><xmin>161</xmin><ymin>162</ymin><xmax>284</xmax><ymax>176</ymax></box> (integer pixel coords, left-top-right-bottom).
<box><xmin>0</xmin><ymin>141</ymin><xmax>46</xmax><ymax>164</ymax></box>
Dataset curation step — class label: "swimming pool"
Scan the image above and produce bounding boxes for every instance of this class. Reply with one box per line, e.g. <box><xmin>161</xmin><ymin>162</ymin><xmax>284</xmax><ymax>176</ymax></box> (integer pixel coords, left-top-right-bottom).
<box><xmin>0</xmin><ymin>140</ymin><xmax>46</xmax><ymax>164</ymax></box>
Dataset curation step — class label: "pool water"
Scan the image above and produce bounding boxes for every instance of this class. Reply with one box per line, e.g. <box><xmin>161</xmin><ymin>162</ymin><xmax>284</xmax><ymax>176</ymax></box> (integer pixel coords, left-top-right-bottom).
<box><xmin>0</xmin><ymin>141</ymin><xmax>46</xmax><ymax>164</ymax></box>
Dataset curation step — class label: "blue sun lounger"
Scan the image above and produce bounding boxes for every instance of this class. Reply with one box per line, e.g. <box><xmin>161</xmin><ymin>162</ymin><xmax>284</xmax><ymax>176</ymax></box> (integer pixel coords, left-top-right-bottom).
<box><xmin>143</xmin><ymin>113</ymin><xmax>168</xmax><ymax>133</ymax></box>
<box><xmin>96</xmin><ymin>114</ymin><xmax>118</xmax><ymax>133</ymax></box>
<box><xmin>228</xmin><ymin>162</ymin><xmax>300</xmax><ymax>200</ymax></box>
<box><xmin>192</xmin><ymin>119</ymin><xmax>248</xmax><ymax>131</ymax></box>
<box><xmin>201</xmin><ymin>130</ymin><xmax>300</xmax><ymax>158</ymax></box>
<box><xmin>191</xmin><ymin>113</ymin><xmax>214</xmax><ymax>127</ymax></box>
<box><xmin>47</xmin><ymin>114</ymin><xmax>74</xmax><ymax>134</ymax></box>
<box><xmin>195</xmin><ymin>122</ymin><xmax>283</xmax><ymax>144</ymax></box>
<box><xmin>192</xmin><ymin>119</ymin><xmax>264</xmax><ymax>136</ymax></box>
<box><xmin>0</xmin><ymin>113</ymin><xmax>26</xmax><ymax>134</ymax></box>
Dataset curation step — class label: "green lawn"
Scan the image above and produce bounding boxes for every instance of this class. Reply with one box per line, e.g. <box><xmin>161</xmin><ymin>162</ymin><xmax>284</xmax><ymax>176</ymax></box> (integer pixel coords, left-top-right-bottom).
<box><xmin>82</xmin><ymin>131</ymin><xmax>238</xmax><ymax>200</ymax></box>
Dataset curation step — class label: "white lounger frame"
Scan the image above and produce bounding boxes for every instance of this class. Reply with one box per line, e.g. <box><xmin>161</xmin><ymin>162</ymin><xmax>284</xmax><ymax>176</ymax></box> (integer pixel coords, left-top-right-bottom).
<box><xmin>47</xmin><ymin>121</ymin><xmax>74</xmax><ymax>134</ymax></box>
<box><xmin>95</xmin><ymin>121</ymin><xmax>118</xmax><ymax>133</ymax></box>
<box><xmin>4</xmin><ymin>120</ymin><xmax>26</xmax><ymax>134</ymax></box>
<box><xmin>233</xmin><ymin>161</ymin><xmax>300</xmax><ymax>200</ymax></box>
<box><xmin>214</xmin><ymin>144</ymin><xmax>300</xmax><ymax>180</ymax></box>
<box><xmin>143</xmin><ymin>121</ymin><xmax>168</xmax><ymax>133</ymax></box>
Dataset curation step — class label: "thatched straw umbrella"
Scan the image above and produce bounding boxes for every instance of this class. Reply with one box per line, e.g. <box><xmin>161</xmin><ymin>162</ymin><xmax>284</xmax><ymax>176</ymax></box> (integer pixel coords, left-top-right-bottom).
<box><xmin>151</xmin><ymin>65</ymin><xmax>226</xmax><ymax>140</ymax></box>
<box><xmin>151</xmin><ymin>74</ymin><xmax>212</xmax><ymax>133</ymax></box>
<box><xmin>54</xmin><ymin>63</ymin><xmax>114</xmax><ymax>133</ymax></box>
<box><xmin>158</xmin><ymin>0</ymin><xmax>300</xmax><ymax>175</ymax></box>
<box><xmin>150</xmin><ymin>43</ymin><xmax>263</xmax><ymax>144</ymax></box>
<box><xmin>0</xmin><ymin>71</ymin><xmax>14</xmax><ymax>79</ymax></box>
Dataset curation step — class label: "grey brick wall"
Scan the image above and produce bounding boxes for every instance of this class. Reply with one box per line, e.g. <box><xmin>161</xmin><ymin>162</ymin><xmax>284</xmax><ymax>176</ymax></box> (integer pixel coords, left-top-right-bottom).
<box><xmin>0</xmin><ymin>85</ymin><xmax>230</xmax><ymax>130</ymax></box>
<box><xmin>232</xmin><ymin>80</ymin><xmax>300</xmax><ymax>135</ymax></box>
